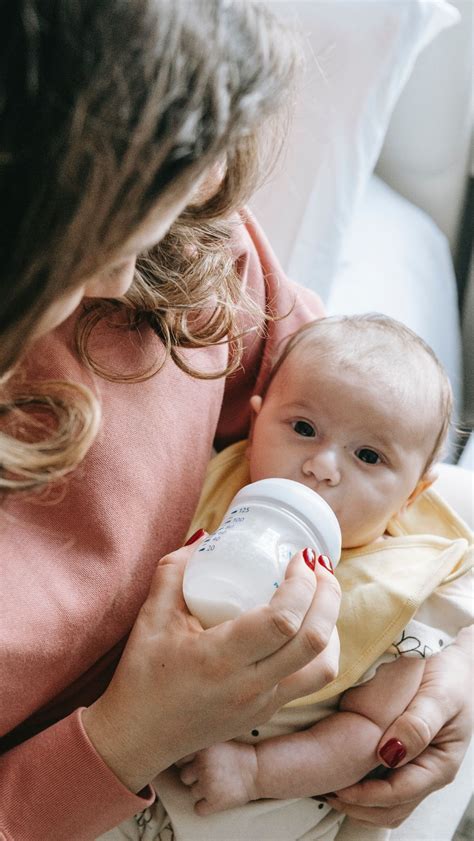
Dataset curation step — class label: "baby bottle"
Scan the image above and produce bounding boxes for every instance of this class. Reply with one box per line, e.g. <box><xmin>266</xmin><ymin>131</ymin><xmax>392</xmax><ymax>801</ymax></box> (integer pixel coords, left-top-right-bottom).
<box><xmin>183</xmin><ymin>478</ymin><xmax>342</xmax><ymax>628</ymax></box>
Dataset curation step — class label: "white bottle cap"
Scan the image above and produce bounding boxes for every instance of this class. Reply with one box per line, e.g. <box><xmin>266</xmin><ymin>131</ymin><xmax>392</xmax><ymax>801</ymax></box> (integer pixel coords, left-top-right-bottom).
<box><xmin>232</xmin><ymin>478</ymin><xmax>341</xmax><ymax>566</ymax></box>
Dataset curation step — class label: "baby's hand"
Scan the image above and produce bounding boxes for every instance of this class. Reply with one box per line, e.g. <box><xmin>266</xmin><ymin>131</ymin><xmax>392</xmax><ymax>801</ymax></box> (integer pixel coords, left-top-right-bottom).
<box><xmin>177</xmin><ymin>741</ymin><xmax>258</xmax><ymax>815</ymax></box>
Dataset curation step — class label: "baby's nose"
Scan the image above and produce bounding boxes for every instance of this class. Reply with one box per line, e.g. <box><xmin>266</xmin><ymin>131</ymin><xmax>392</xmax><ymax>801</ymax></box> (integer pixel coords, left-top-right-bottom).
<box><xmin>302</xmin><ymin>448</ymin><xmax>341</xmax><ymax>486</ymax></box>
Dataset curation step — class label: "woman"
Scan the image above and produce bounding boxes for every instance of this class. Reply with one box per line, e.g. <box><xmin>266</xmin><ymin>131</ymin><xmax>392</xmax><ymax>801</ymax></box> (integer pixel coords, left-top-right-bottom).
<box><xmin>0</xmin><ymin>2</ymin><xmax>471</xmax><ymax>840</ymax></box>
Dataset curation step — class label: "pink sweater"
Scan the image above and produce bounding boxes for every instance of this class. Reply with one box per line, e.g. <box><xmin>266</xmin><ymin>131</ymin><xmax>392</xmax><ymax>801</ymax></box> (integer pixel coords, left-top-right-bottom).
<box><xmin>0</xmin><ymin>211</ymin><xmax>324</xmax><ymax>840</ymax></box>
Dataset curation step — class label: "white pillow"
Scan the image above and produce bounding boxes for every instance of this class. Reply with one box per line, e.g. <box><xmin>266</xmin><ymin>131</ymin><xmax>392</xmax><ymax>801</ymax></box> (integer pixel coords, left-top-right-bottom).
<box><xmin>327</xmin><ymin>174</ymin><xmax>462</xmax><ymax>455</ymax></box>
<box><xmin>250</xmin><ymin>0</ymin><xmax>459</xmax><ymax>301</ymax></box>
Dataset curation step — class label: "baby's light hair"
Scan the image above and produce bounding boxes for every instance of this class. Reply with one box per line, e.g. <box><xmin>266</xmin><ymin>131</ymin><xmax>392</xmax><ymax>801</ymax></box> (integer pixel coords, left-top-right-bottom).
<box><xmin>270</xmin><ymin>313</ymin><xmax>453</xmax><ymax>473</ymax></box>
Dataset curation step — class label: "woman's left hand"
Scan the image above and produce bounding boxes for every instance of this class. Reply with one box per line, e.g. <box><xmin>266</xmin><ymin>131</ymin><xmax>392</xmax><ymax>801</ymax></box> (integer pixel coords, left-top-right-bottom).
<box><xmin>326</xmin><ymin>626</ymin><xmax>473</xmax><ymax>829</ymax></box>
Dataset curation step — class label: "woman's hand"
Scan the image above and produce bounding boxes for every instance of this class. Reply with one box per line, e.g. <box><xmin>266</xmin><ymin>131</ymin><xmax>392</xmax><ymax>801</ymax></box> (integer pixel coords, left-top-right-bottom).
<box><xmin>83</xmin><ymin>538</ymin><xmax>340</xmax><ymax>794</ymax></box>
<box><xmin>326</xmin><ymin>626</ymin><xmax>473</xmax><ymax>829</ymax></box>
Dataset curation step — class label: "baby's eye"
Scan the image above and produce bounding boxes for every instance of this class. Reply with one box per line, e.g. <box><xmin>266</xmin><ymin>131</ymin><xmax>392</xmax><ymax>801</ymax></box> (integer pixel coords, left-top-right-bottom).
<box><xmin>292</xmin><ymin>420</ymin><xmax>315</xmax><ymax>438</ymax></box>
<box><xmin>356</xmin><ymin>448</ymin><xmax>382</xmax><ymax>465</ymax></box>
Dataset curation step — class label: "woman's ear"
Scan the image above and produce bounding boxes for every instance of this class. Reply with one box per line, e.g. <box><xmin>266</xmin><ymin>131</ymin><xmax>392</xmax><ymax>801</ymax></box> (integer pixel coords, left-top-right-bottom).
<box><xmin>250</xmin><ymin>394</ymin><xmax>263</xmax><ymax>416</ymax></box>
<box><xmin>246</xmin><ymin>395</ymin><xmax>263</xmax><ymax>460</ymax></box>
<box><xmin>404</xmin><ymin>468</ymin><xmax>439</xmax><ymax>509</ymax></box>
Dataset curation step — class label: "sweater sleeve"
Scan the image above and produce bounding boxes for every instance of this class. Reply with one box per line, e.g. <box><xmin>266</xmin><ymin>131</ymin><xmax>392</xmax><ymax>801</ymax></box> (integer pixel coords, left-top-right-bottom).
<box><xmin>215</xmin><ymin>208</ymin><xmax>325</xmax><ymax>449</ymax></box>
<box><xmin>0</xmin><ymin>709</ymin><xmax>154</xmax><ymax>841</ymax></box>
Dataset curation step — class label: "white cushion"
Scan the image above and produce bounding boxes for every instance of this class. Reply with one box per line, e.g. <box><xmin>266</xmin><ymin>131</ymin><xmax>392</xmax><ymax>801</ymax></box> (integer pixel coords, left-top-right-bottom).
<box><xmin>376</xmin><ymin>0</ymin><xmax>473</xmax><ymax>249</ymax></box>
<box><xmin>251</xmin><ymin>0</ymin><xmax>459</xmax><ymax>300</ymax></box>
<box><xmin>327</xmin><ymin>175</ymin><xmax>463</xmax><ymax>446</ymax></box>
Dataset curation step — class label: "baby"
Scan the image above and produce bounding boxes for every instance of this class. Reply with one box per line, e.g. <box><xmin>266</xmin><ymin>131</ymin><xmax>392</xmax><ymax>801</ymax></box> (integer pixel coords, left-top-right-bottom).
<box><xmin>165</xmin><ymin>314</ymin><xmax>472</xmax><ymax>833</ymax></box>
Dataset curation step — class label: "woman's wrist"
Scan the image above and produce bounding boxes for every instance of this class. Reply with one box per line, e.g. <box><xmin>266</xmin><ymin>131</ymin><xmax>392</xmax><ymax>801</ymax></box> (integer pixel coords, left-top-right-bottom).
<box><xmin>82</xmin><ymin>699</ymin><xmax>157</xmax><ymax>794</ymax></box>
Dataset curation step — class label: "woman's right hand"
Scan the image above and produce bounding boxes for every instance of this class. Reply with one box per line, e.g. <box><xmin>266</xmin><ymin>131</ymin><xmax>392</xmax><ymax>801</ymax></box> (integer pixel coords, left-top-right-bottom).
<box><xmin>82</xmin><ymin>538</ymin><xmax>340</xmax><ymax>794</ymax></box>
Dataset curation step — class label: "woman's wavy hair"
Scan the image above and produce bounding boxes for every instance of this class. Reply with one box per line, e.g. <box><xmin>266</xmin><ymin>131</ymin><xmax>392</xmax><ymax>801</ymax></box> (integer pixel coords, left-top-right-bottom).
<box><xmin>0</xmin><ymin>0</ymin><xmax>300</xmax><ymax>495</ymax></box>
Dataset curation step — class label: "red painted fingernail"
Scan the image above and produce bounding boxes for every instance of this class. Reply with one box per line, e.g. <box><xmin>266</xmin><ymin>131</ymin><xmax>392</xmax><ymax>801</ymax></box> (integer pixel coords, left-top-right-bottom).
<box><xmin>318</xmin><ymin>554</ymin><xmax>334</xmax><ymax>574</ymax></box>
<box><xmin>379</xmin><ymin>738</ymin><xmax>406</xmax><ymax>768</ymax></box>
<box><xmin>303</xmin><ymin>547</ymin><xmax>316</xmax><ymax>570</ymax></box>
<box><xmin>184</xmin><ymin>528</ymin><xmax>206</xmax><ymax>546</ymax></box>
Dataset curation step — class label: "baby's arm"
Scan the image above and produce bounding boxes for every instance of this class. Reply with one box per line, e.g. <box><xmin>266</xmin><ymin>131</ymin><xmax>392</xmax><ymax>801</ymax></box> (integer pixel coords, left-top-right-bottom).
<box><xmin>178</xmin><ymin>656</ymin><xmax>424</xmax><ymax>813</ymax></box>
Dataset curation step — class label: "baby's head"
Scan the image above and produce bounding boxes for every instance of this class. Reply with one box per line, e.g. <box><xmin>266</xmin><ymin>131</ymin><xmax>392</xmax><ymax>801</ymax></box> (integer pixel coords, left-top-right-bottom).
<box><xmin>248</xmin><ymin>314</ymin><xmax>452</xmax><ymax>549</ymax></box>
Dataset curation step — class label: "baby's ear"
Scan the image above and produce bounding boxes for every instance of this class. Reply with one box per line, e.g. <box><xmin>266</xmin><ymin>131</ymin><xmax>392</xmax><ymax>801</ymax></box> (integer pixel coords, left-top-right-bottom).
<box><xmin>405</xmin><ymin>468</ymin><xmax>438</xmax><ymax>508</ymax></box>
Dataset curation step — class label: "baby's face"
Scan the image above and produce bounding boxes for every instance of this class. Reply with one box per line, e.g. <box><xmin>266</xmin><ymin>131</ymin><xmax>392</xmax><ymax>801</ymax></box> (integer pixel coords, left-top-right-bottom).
<box><xmin>248</xmin><ymin>346</ymin><xmax>435</xmax><ymax>549</ymax></box>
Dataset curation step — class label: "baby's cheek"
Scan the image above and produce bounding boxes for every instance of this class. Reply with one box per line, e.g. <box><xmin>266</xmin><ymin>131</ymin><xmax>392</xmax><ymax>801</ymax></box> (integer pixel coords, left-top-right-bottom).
<box><xmin>338</xmin><ymin>497</ymin><xmax>389</xmax><ymax>548</ymax></box>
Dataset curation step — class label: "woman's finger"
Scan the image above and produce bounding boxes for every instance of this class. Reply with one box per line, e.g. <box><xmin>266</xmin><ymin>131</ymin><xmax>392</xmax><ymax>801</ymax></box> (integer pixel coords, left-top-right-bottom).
<box><xmin>325</xmin><ymin>793</ymin><xmax>422</xmax><ymax>829</ymax></box>
<box><xmin>276</xmin><ymin>626</ymin><xmax>340</xmax><ymax>705</ymax></box>
<box><xmin>210</xmin><ymin>550</ymin><xmax>318</xmax><ymax>669</ymax></box>
<box><xmin>376</xmin><ymin>697</ymin><xmax>448</xmax><ymax>769</ymax></box>
<box><xmin>259</xmin><ymin>560</ymin><xmax>341</xmax><ymax>700</ymax></box>
<box><xmin>327</xmin><ymin>771</ymin><xmax>425</xmax><ymax>828</ymax></box>
<box><xmin>333</xmin><ymin>747</ymin><xmax>448</xmax><ymax>810</ymax></box>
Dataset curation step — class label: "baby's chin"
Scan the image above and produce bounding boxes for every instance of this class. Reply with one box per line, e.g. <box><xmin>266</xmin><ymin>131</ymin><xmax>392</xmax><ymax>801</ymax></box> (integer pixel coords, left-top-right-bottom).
<box><xmin>340</xmin><ymin>527</ymin><xmax>387</xmax><ymax>550</ymax></box>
